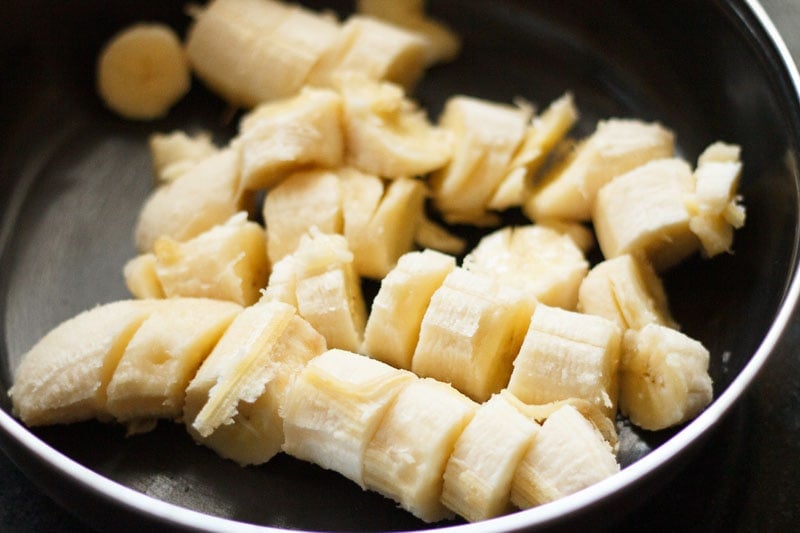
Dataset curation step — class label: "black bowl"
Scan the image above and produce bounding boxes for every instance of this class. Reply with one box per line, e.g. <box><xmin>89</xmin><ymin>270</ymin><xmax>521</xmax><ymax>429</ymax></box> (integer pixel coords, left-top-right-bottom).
<box><xmin>1</xmin><ymin>0</ymin><xmax>799</xmax><ymax>531</ymax></box>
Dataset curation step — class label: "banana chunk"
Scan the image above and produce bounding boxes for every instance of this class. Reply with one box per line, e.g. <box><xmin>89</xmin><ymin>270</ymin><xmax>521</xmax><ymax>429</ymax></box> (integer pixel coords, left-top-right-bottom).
<box><xmin>463</xmin><ymin>224</ymin><xmax>589</xmax><ymax>311</ymax></box>
<box><xmin>578</xmin><ymin>254</ymin><xmax>678</xmax><ymax>331</ymax></box>
<box><xmin>364</xmin><ymin>378</ymin><xmax>477</xmax><ymax>523</ymax></box>
<box><xmin>525</xmin><ymin>119</ymin><xmax>675</xmax><ymax>222</ymax></box>
<box><xmin>441</xmin><ymin>392</ymin><xmax>540</xmax><ymax>522</ymax></box>
<box><xmin>363</xmin><ymin>249</ymin><xmax>456</xmax><ymax>369</ymax></box>
<box><xmin>134</xmin><ymin>147</ymin><xmax>251</xmax><ymax>252</ymax></box>
<box><xmin>592</xmin><ymin>158</ymin><xmax>699</xmax><ymax>271</ymax></box>
<box><xmin>184</xmin><ymin>301</ymin><xmax>326</xmax><ymax>465</ymax></box>
<box><xmin>146</xmin><ymin>212</ymin><xmax>269</xmax><ymax>306</ymax></box>
<box><xmin>10</xmin><ymin>300</ymin><xmax>157</xmax><ymax>426</ymax></box>
<box><xmin>149</xmin><ymin>130</ymin><xmax>218</xmax><ymax>183</ymax></box>
<box><xmin>96</xmin><ymin>23</ymin><xmax>190</xmax><ymax>120</ymax></box>
<box><xmin>507</xmin><ymin>304</ymin><xmax>622</xmax><ymax>418</ymax></box>
<box><xmin>237</xmin><ymin>87</ymin><xmax>345</xmax><ymax>191</ymax></box>
<box><xmin>282</xmin><ymin>349</ymin><xmax>416</xmax><ymax>487</ymax></box>
<box><xmin>619</xmin><ymin>323</ymin><xmax>713</xmax><ymax>431</ymax></box>
<box><xmin>106</xmin><ymin>299</ymin><xmax>242</xmax><ymax>426</ymax></box>
<box><xmin>123</xmin><ymin>253</ymin><xmax>165</xmax><ymax>299</ymax></box>
<box><xmin>511</xmin><ymin>404</ymin><xmax>619</xmax><ymax>508</ymax></box>
<box><xmin>411</xmin><ymin>267</ymin><xmax>531</xmax><ymax>402</ymax></box>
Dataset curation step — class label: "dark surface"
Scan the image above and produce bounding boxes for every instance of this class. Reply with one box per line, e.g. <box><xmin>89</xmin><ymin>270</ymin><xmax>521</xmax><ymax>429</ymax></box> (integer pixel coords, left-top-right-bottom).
<box><xmin>1</xmin><ymin>0</ymin><xmax>800</xmax><ymax>532</ymax></box>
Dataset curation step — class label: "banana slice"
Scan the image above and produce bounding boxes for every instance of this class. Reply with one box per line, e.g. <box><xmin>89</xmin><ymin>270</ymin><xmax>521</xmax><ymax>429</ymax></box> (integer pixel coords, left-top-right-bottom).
<box><xmin>441</xmin><ymin>392</ymin><xmax>540</xmax><ymax>522</ymax></box>
<box><xmin>10</xmin><ymin>300</ymin><xmax>156</xmax><ymax>426</ymax></box>
<box><xmin>123</xmin><ymin>253</ymin><xmax>164</xmax><ymax>299</ymax></box>
<box><xmin>364</xmin><ymin>378</ymin><xmax>477</xmax><ymax>523</ymax></box>
<box><xmin>507</xmin><ymin>304</ymin><xmax>623</xmax><ymax>418</ymax></box>
<box><xmin>96</xmin><ymin>23</ymin><xmax>190</xmax><ymax>120</ymax></box>
<box><xmin>149</xmin><ymin>130</ymin><xmax>218</xmax><ymax>183</ymax></box>
<box><xmin>282</xmin><ymin>349</ymin><xmax>416</xmax><ymax>487</ymax></box>
<box><xmin>619</xmin><ymin>323</ymin><xmax>713</xmax><ymax>431</ymax></box>
<box><xmin>363</xmin><ymin>249</ymin><xmax>456</xmax><ymax>369</ymax></box>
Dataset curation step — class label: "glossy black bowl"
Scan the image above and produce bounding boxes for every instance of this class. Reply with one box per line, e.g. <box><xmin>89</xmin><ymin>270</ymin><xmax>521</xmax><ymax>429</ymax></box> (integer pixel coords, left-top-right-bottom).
<box><xmin>1</xmin><ymin>1</ymin><xmax>799</xmax><ymax>531</ymax></box>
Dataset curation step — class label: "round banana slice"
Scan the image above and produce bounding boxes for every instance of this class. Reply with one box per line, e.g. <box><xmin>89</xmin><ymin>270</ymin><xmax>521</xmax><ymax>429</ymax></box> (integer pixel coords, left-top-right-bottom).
<box><xmin>96</xmin><ymin>23</ymin><xmax>191</xmax><ymax>120</ymax></box>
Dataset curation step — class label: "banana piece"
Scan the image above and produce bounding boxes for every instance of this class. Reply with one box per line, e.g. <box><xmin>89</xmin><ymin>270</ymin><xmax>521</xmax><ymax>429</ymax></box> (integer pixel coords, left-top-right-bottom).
<box><xmin>413</xmin><ymin>211</ymin><xmax>467</xmax><ymax>256</ymax></box>
<box><xmin>430</xmin><ymin>95</ymin><xmax>531</xmax><ymax>226</ymax></box>
<box><xmin>356</xmin><ymin>0</ymin><xmax>461</xmax><ymax>66</ymax></box>
<box><xmin>309</xmin><ymin>15</ymin><xmax>428</xmax><ymax>91</ymax></box>
<box><xmin>525</xmin><ymin>119</ymin><xmax>675</xmax><ymax>222</ymax></box>
<box><xmin>184</xmin><ymin>301</ymin><xmax>326</xmax><ymax>465</ymax></box>
<box><xmin>619</xmin><ymin>323</ymin><xmax>712</xmax><ymax>431</ymax></box>
<box><xmin>340</xmin><ymin>173</ymin><xmax>427</xmax><ymax>279</ymax></box>
<box><xmin>411</xmin><ymin>267</ymin><xmax>532</xmax><ymax>402</ymax></box>
<box><xmin>363</xmin><ymin>249</ymin><xmax>456</xmax><ymax>369</ymax></box>
<box><xmin>185</xmin><ymin>0</ymin><xmax>341</xmax><ymax>107</ymax></box>
<box><xmin>336</xmin><ymin>74</ymin><xmax>452</xmax><ymax>178</ymax></box>
<box><xmin>441</xmin><ymin>392</ymin><xmax>540</xmax><ymax>522</ymax></box>
<box><xmin>105</xmin><ymin>299</ymin><xmax>241</xmax><ymax>426</ymax></box>
<box><xmin>96</xmin><ymin>23</ymin><xmax>190</xmax><ymax>120</ymax></box>
<box><xmin>686</xmin><ymin>142</ymin><xmax>745</xmax><ymax>256</ymax></box>
<box><xmin>511</xmin><ymin>404</ymin><xmax>619</xmax><ymax>508</ymax></box>
<box><xmin>134</xmin><ymin>147</ymin><xmax>251</xmax><ymax>252</ymax></box>
<box><xmin>236</xmin><ymin>87</ymin><xmax>345</xmax><ymax>191</ymax></box>
<box><xmin>123</xmin><ymin>253</ymin><xmax>165</xmax><ymax>299</ymax></box>
<box><xmin>281</xmin><ymin>349</ymin><xmax>416</xmax><ymax>487</ymax></box>
<box><xmin>363</xmin><ymin>378</ymin><xmax>477</xmax><ymax>523</ymax></box>
<box><xmin>462</xmin><ymin>224</ymin><xmax>589</xmax><ymax>311</ymax></box>
<box><xmin>149</xmin><ymin>130</ymin><xmax>218</xmax><ymax>183</ymax></box>
<box><xmin>10</xmin><ymin>300</ymin><xmax>156</xmax><ymax>426</ymax></box>
<box><xmin>150</xmin><ymin>212</ymin><xmax>269</xmax><ymax>306</ymax></box>
<box><xmin>263</xmin><ymin>169</ymin><xmax>343</xmax><ymax>264</ymax></box>
<box><xmin>488</xmin><ymin>93</ymin><xmax>579</xmax><ymax>211</ymax></box>
<box><xmin>261</xmin><ymin>228</ymin><xmax>367</xmax><ymax>353</ymax></box>
<box><xmin>578</xmin><ymin>254</ymin><xmax>678</xmax><ymax>331</ymax></box>
<box><xmin>536</xmin><ymin>219</ymin><xmax>595</xmax><ymax>255</ymax></box>
<box><xmin>507</xmin><ymin>304</ymin><xmax>622</xmax><ymax>418</ymax></box>
<box><xmin>592</xmin><ymin>158</ymin><xmax>699</xmax><ymax>271</ymax></box>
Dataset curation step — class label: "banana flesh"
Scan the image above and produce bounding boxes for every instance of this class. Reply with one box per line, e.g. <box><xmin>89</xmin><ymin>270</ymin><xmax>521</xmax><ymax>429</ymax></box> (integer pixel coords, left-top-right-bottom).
<box><xmin>123</xmin><ymin>253</ymin><xmax>165</xmax><ymax>299</ymax></box>
<box><xmin>149</xmin><ymin>130</ymin><xmax>218</xmax><ymax>183</ymax></box>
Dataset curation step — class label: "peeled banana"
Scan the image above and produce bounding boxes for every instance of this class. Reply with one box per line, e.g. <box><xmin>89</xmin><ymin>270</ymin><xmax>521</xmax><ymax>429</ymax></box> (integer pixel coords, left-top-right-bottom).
<box><xmin>149</xmin><ymin>130</ymin><xmax>218</xmax><ymax>183</ymax></box>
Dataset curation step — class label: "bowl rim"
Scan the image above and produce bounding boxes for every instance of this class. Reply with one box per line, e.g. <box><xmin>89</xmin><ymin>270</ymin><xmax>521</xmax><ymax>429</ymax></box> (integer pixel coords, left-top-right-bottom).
<box><xmin>2</xmin><ymin>0</ymin><xmax>800</xmax><ymax>531</ymax></box>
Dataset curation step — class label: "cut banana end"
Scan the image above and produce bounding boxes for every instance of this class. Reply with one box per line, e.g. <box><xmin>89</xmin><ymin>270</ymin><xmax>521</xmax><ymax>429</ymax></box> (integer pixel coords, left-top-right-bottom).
<box><xmin>236</xmin><ymin>87</ymin><xmax>345</xmax><ymax>191</ymax></box>
<box><xmin>364</xmin><ymin>378</ymin><xmax>477</xmax><ymax>523</ymax></box>
<box><xmin>525</xmin><ymin>118</ymin><xmax>675</xmax><ymax>222</ymax></box>
<box><xmin>134</xmin><ymin>147</ymin><xmax>251</xmax><ymax>253</ymax></box>
<box><xmin>10</xmin><ymin>300</ymin><xmax>156</xmax><ymax>426</ymax></box>
<box><xmin>413</xmin><ymin>211</ymin><xmax>467</xmax><ymax>256</ymax></box>
<box><xmin>578</xmin><ymin>254</ymin><xmax>678</xmax><ymax>331</ymax></box>
<box><xmin>511</xmin><ymin>404</ymin><xmax>620</xmax><ymax>508</ymax></box>
<box><xmin>282</xmin><ymin>349</ymin><xmax>416</xmax><ymax>488</ymax></box>
<box><xmin>97</xmin><ymin>23</ymin><xmax>190</xmax><ymax>120</ymax></box>
<box><xmin>592</xmin><ymin>158</ymin><xmax>700</xmax><ymax>272</ymax></box>
<box><xmin>184</xmin><ymin>301</ymin><xmax>326</xmax><ymax>466</ymax></box>
<box><xmin>151</xmin><ymin>212</ymin><xmax>269</xmax><ymax>306</ymax></box>
<box><xmin>106</xmin><ymin>299</ymin><xmax>242</xmax><ymax>425</ymax></box>
<box><xmin>619</xmin><ymin>324</ymin><xmax>713</xmax><ymax>431</ymax></box>
<box><xmin>123</xmin><ymin>253</ymin><xmax>165</xmax><ymax>299</ymax></box>
<box><xmin>441</xmin><ymin>392</ymin><xmax>540</xmax><ymax>522</ymax></box>
<box><xmin>149</xmin><ymin>130</ymin><xmax>218</xmax><ymax>183</ymax></box>
<box><xmin>462</xmin><ymin>224</ymin><xmax>589</xmax><ymax>311</ymax></box>
<box><xmin>363</xmin><ymin>249</ymin><xmax>456</xmax><ymax>369</ymax></box>
<box><xmin>411</xmin><ymin>267</ymin><xmax>532</xmax><ymax>402</ymax></box>
<box><xmin>507</xmin><ymin>304</ymin><xmax>622</xmax><ymax>418</ymax></box>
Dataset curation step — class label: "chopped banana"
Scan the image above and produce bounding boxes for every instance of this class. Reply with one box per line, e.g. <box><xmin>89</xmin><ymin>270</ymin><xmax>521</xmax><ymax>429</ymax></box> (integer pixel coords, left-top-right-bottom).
<box><xmin>149</xmin><ymin>130</ymin><xmax>218</xmax><ymax>183</ymax></box>
<box><xmin>619</xmin><ymin>323</ymin><xmax>713</xmax><ymax>431</ymax></box>
<box><xmin>413</xmin><ymin>211</ymin><xmax>467</xmax><ymax>256</ymax></box>
<box><xmin>149</xmin><ymin>212</ymin><xmax>269</xmax><ymax>306</ymax></box>
<box><xmin>363</xmin><ymin>378</ymin><xmax>477</xmax><ymax>523</ymax></box>
<box><xmin>96</xmin><ymin>23</ymin><xmax>190</xmax><ymax>120</ymax></box>
<box><xmin>578</xmin><ymin>254</ymin><xmax>678</xmax><ymax>331</ymax></box>
<box><xmin>507</xmin><ymin>304</ymin><xmax>622</xmax><ymax>418</ymax></box>
<box><xmin>236</xmin><ymin>87</ymin><xmax>345</xmax><ymax>191</ymax></box>
<box><xmin>363</xmin><ymin>249</ymin><xmax>456</xmax><ymax>369</ymax></box>
<box><xmin>123</xmin><ymin>253</ymin><xmax>164</xmax><ymax>299</ymax></box>
<box><xmin>592</xmin><ymin>158</ymin><xmax>699</xmax><ymax>271</ymax></box>
<box><xmin>525</xmin><ymin>119</ymin><xmax>675</xmax><ymax>222</ymax></box>
<box><xmin>463</xmin><ymin>224</ymin><xmax>589</xmax><ymax>311</ymax></box>
<box><xmin>281</xmin><ymin>349</ymin><xmax>416</xmax><ymax>487</ymax></box>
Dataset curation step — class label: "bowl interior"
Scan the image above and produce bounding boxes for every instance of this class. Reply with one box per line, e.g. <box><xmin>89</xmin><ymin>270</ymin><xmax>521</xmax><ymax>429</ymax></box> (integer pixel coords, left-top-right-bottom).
<box><xmin>1</xmin><ymin>0</ymin><xmax>799</xmax><ymax>531</ymax></box>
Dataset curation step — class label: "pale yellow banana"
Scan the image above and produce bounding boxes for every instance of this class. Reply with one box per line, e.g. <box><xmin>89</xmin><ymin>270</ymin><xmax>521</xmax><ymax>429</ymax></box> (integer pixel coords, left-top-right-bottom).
<box><xmin>149</xmin><ymin>130</ymin><xmax>218</xmax><ymax>183</ymax></box>
<box><xmin>362</xmin><ymin>249</ymin><xmax>456</xmax><ymax>369</ymax></box>
<box><xmin>123</xmin><ymin>253</ymin><xmax>164</xmax><ymax>299</ymax></box>
<box><xmin>96</xmin><ymin>23</ymin><xmax>190</xmax><ymax>120</ymax></box>
<box><xmin>619</xmin><ymin>323</ymin><xmax>713</xmax><ymax>431</ymax></box>
<box><xmin>413</xmin><ymin>210</ymin><xmax>467</xmax><ymax>256</ymax></box>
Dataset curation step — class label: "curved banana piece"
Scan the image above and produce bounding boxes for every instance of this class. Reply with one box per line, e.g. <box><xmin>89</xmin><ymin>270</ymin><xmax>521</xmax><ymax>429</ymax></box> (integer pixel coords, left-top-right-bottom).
<box><xmin>149</xmin><ymin>131</ymin><xmax>218</xmax><ymax>183</ymax></box>
<box><xmin>619</xmin><ymin>324</ymin><xmax>713</xmax><ymax>431</ymax></box>
<box><xmin>96</xmin><ymin>23</ymin><xmax>190</xmax><ymax>120</ymax></box>
<box><xmin>123</xmin><ymin>253</ymin><xmax>164</xmax><ymax>299</ymax></box>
